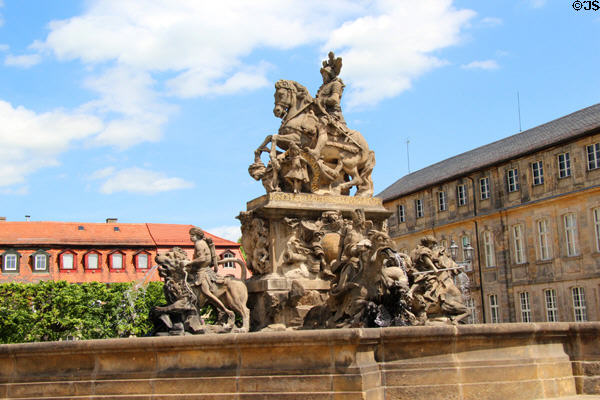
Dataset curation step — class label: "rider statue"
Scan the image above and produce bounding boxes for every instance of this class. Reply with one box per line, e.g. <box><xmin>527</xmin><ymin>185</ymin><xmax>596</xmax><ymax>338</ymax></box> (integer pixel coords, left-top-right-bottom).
<box><xmin>311</xmin><ymin>52</ymin><xmax>348</xmax><ymax>159</ymax></box>
<box><xmin>184</xmin><ymin>227</ymin><xmax>234</xmax><ymax>320</ymax></box>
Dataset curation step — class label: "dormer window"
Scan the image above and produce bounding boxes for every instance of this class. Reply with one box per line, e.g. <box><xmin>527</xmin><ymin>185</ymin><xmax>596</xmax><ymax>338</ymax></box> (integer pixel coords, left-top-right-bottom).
<box><xmin>108</xmin><ymin>251</ymin><xmax>125</xmax><ymax>270</ymax></box>
<box><xmin>59</xmin><ymin>251</ymin><xmax>76</xmax><ymax>271</ymax></box>
<box><xmin>84</xmin><ymin>251</ymin><xmax>101</xmax><ymax>271</ymax></box>
<box><xmin>222</xmin><ymin>251</ymin><xmax>235</xmax><ymax>268</ymax></box>
<box><xmin>31</xmin><ymin>250</ymin><xmax>50</xmax><ymax>273</ymax></box>
<box><xmin>2</xmin><ymin>250</ymin><xmax>20</xmax><ymax>273</ymax></box>
<box><xmin>134</xmin><ymin>251</ymin><xmax>150</xmax><ymax>270</ymax></box>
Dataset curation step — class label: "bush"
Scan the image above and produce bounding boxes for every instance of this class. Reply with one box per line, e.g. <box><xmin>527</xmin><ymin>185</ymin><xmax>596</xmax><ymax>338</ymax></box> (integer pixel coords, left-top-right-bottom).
<box><xmin>0</xmin><ymin>281</ymin><xmax>166</xmax><ymax>343</ymax></box>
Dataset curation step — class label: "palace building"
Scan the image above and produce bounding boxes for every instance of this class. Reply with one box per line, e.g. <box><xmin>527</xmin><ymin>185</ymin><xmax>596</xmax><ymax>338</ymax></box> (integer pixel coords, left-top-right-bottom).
<box><xmin>0</xmin><ymin>219</ymin><xmax>246</xmax><ymax>284</ymax></box>
<box><xmin>378</xmin><ymin>103</ymin><xmax>600</xmax><ymax>323</ymax></box>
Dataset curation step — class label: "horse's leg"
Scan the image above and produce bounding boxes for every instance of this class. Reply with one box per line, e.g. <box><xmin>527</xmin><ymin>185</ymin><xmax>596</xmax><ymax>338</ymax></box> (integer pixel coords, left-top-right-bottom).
<box><xmin>198</xmin><ymin>283</ymin><xmax>235</xmax><ymax>329</ymax></box>
<box><xmin>255</xmin><ymin>135</ymin><xmax>273</xmax><ymax>162</ymax></box>
<box><xmin>224</xmin><ymin>285</ymin><xmax>250</xmax><ymax>332</ymax></box>
<box><xmin>337</xmin><ymin>163</ymin><xmax>363</xmax><ymax>194</ymax></box>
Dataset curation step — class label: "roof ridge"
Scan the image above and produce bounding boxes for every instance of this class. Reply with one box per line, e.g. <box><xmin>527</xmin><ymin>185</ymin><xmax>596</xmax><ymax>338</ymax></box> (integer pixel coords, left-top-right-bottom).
<box><xmin>378</xmin><ymin>103</ymin><xmax>600</xmax><ymax>201</ymax></box>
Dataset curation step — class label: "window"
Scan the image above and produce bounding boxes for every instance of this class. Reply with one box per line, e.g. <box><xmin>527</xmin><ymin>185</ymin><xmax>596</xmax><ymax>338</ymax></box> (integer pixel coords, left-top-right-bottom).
<box><xmin>507</xmin><ymin>168</ymin><xmax>519</xmax><ymax>192</ymax></box>
<box><xmin>563</xmin><ymin>213</ymin><xmax>578</xmax><ymax>256</ymax></box>
<box><xmin>558</xmin><ymin>152</ymin><xmax>571</xmax><ymax>178</ymax></box>
<box><xmin>587</xmin><ymin>143</ymin><xmax>600</xmax><ymax>170</ymax></box>
<box><xmin>397</xmin><ymin>205</ymin><xmax>405</xmax><ymax>224</ymax></box>
<box><xmin>109</xmin><ymin>252</ymin><xmax>123</xmax><ymax>270</ymax></box>
<box><xmin>438</xmin><ymin>191</ymin><xmax>447</xmax><ymax>211</ymax></box>
<box><xmin>519</xmin><ymin>292</ymin><xmax>532</xmax><ymax>322</ymax></box>
<box><xmin>489</xmin><ymin>294</ymin><xmax>500</xmax><ymax>323</ymax></box>
<box><xmin>594</xmin><ymin>208</ymin><xmax>600</xmax><ymax>252</ymax></box>
<box><xmin>33</xmin><ymin>253</ymin><xmax>48</xmax><ymax>272</ymax></box>
<box><xmin>2</xmin><ymin>252</ymin><xmax>19</xmax><ymax>272</ymax></box>
<box><xmin>512</xmin><ymin>224</ymin><xmax>526</xmax><ymax>264</ymax></box>
<box><xmin>136</xmin><ymin>253</ymin><xmax>149</xmax><ymax>269</ymax></box>
<box><xmin>457</xmin><ymin>184</ymin><xmax>467</xmax><ymax>206</ymax></box>
<box><xmin>572</xmin><ymin>287</ymin><xmax>587</xmax><ymax>322</ymax></box>
<box><xmin>415</xmin><ymin>199</ymin><xmax>423</xmax><ymax>218</ymax></box>
<box><xmin>537</xmin><ymin>219</ymin><xmax>551</xmax><ymax>260</ymax></box>
<box><xmin>60</xmin><ymin>252</ymin><xmax>74</xmax><ymax>270</ymax></box>
<box><xmin>85</xmin><ymin>252</ymin><xmax>99</xmax><ymax>270</ymax></box>
<box><xmin>461</xmin><ymin>235</ymin><xmax>471</xmax><ymax>262</ymax></box>
<box><xmin>466</xmin><ymin>298</ymin><xmax>477</xmax><ymax>324</ymax></box>
<box><xmin>544</xmin><ymin>289</ymin><xmax>558</xmax><ymax>322</ymax></box>
<box><xmin>531</xmin><ymin>161</ymin><xmax>544</xmax><ymax>185</ymax></box>
<box><xmin>222</xmin><ymin>251</ymin><xmax>235</xmax><ymax>268</ymax></box>
<box><xmin>440</xmin><ymin>239</ymin><xmax>448</xmax><ymax>251</ymax></box>
<box><xmin>479</xmin><ymin>177</ymin><xmax>490</xmax><ymax>200</ymax></box>
<box><xmin>483</xmin><ymin>231</ymin><xmax>495</xmax><ymax>267</ymax></box>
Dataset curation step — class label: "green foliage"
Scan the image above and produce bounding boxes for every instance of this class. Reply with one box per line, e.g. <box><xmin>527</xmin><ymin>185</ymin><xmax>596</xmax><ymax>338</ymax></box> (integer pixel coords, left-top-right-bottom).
<box><xmin>0</xmin><ymin>281</ymin><xmax>166</xmax><ymax>344</ymax></box>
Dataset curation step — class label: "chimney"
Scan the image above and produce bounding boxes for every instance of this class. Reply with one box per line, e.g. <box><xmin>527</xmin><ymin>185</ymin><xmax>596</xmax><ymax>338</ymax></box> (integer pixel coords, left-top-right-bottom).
<box><xmin>25</xmin><ymin>215</ymin><xmax>30</xmax><ymax>222</ymax></box>
<box><xmin>106</xmin><ymin>218</ymin><xmax>118</xmax><ymax>224</ymax></box>
<box><xmin>0</xmin><ymin>217</ymin><xmax>6</xmax><ymax>222</ymax></box>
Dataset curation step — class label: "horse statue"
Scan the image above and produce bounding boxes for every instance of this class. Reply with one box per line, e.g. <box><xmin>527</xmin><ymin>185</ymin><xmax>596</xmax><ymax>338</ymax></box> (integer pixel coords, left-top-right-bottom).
<box><xmin>252</xmin><ymin>79</ymin><xmax>375</xmax><ymax>197</ymax></box>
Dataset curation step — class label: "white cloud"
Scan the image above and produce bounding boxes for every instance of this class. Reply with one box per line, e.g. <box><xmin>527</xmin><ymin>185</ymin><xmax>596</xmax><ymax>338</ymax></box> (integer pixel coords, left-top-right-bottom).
<box><xmin>527</xmin><ymin>0</ymin><xmax>547</xmax><ymax>8</ymax></box>
<box><xmin>92</xmin><ymin>167</ymin><xmax>194</xmax><ymax>194</ymax></box>
<box><xmin>461</xmin><ymin>59</ymin><xmax>499</xmax><ymax>70</ymax></box>
<box><xmin>481</xmin><ymin>17</ymin><xmax>503</xmax><ymax>27</ymax></box>
<box><xmin>33</xmin><ymin>0</ymin><xmax>475</xmax><ymax>109</ymax></box>
<box><xmin>80</xmin><ymin>66</ymin><xmax>175</xmax><ymax>149</ymax></box>
<box><xmin>4</xmin><ymin>54</ymin><xmax>42</xmax><ymax>68</ymax></box>
<box><xmin>88</xmin><ymin>166</ymin><xmax>115</xmax><ymax>180</ymax></box>
<box><xmin>0</xmin><ymin>44</ymin><xmax>9</xmax><ymax>52</ymax></box>
<box><xmin>324</xmin><ymin>1</ymin><xmax>475</xmax><ymax>107</ymax></box>
<box><xmin>0</xmin><ymin>186</ymin><xmax>29</xmax><ymax>195</ymax></box>
<box><xmin>208</xmin><ymin>225</ymin><xmax>241</xmax><ymax>242</ymax></box>
<box><xmin>0</xmin><ymin>100</ymin><xmax>102</xmax><ymax>186</ymax></box>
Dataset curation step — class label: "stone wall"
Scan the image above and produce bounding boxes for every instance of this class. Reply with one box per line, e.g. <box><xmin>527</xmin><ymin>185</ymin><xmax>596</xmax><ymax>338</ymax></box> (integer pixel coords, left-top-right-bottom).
<box><xmin>1</xmin><ymin>322</ymin><xmax>599</xmax><ymax>399</ymax></box>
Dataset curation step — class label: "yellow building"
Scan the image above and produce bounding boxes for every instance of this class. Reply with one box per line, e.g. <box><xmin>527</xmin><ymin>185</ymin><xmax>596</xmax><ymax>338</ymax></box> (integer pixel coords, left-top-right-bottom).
<box><xmin>379</xmin><ymin>104</ymin><xmax>600</xmax><ymax>323</ymax></box>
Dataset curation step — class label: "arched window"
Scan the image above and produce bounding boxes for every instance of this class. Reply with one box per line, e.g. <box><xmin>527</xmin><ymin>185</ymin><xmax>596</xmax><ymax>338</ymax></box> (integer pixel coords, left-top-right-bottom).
<box><xmin>134</xmin><ymin>251</ymin><xmax>151</xmax><ymax>270</ymax></box>
<box><xmin>84</xmin><ymin>251</ymin><xmax>101</xmax><ymax>271</ymax></box>
<box><xmin>59</xmin><ymin>250</ymin><xmax>77</xmax><ymax>271</ymax></box>
<box><xmin>222</xmin><ymin>251</ymin><xmax>235</xmax><ymax>268</ymax></box>
<box><xmin>108</xmin><ymin>251</ymin><xmax>125</xmax><ymax>270</ymax></box>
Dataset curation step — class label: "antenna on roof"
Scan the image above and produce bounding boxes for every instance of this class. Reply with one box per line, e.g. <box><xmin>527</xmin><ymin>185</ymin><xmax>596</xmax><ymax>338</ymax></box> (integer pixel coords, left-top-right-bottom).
<box><xmin>517</xmin><ymin>91</ymin><xmax>522</xmax><ymax>132</ymax></box>
<box><xmin>406</xmin><ymin>139</ymin><xmax>411</xmax><ymax>174</ymax></box>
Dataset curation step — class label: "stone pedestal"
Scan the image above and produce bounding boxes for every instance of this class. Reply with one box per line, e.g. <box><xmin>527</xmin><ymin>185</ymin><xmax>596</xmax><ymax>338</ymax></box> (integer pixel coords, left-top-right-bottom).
<box><xmin>240</xmin><ymin>192</ymin><xmax>392</xmax><ymax>330</ymax></box>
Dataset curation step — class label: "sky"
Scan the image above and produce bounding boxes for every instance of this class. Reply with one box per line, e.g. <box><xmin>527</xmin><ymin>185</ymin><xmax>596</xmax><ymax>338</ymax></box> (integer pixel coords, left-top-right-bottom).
<box><xmin>1</xmin><ymin>0</ymin><xmax>599</xmax><ymax>241</ymax></box>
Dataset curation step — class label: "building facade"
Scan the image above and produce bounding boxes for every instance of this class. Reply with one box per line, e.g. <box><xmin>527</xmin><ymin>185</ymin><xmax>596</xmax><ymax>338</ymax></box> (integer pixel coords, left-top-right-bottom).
<box><xmin>379</xmin><ymin>104</ymin><xmax>600</xmax><ymax>323</ymax></box>
<box><xmin>0</xmin><ymin>220</ymin><xmax>247</xmax><ymax>284</ymax></box>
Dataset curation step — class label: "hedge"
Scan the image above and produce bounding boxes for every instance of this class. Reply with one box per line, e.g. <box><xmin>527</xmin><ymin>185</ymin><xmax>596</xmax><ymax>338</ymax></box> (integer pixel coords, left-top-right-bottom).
<box><xmin>0</xmin><ymin>281</ymin><xmax>166</xmax><ymax>344</ymax></box>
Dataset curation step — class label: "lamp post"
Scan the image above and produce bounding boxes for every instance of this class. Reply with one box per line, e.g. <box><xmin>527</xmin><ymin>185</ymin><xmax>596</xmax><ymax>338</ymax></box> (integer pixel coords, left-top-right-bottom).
<box><xmin>449</xmin><ymin>239</ymin><xmax>473</xmax><ymax>268</ymax></box>
<box><xmin>449</xmin><ymin>240</ymin><xmax>459</xmax><ymax>260</ymax></box>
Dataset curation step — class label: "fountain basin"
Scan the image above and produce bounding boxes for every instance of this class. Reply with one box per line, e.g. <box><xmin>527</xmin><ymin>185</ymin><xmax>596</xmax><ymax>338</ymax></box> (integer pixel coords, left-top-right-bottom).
<box><xmin>0</xmin><ymin>322</ymin><xmax>598</xmax><ymax>399</ymax></box>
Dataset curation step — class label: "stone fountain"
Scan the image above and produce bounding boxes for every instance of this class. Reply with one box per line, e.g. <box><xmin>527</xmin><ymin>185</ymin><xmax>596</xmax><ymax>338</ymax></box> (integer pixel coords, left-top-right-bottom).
<box><xmin>1</xmin><ymin>52</ymin><xmax>599</xmax><ymax>400</ymax></box>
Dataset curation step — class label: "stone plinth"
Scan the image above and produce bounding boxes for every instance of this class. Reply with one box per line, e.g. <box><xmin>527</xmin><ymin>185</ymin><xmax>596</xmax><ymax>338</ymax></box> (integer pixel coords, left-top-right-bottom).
<box><xmin>1</xmin><ymin>323</ymin><xmax>599</xmax><ymax>399</ymax></box>
<box><xmin>241</xmin><ymin>193</ymin><xmax>391</xmax><ymax>330</ymax></box>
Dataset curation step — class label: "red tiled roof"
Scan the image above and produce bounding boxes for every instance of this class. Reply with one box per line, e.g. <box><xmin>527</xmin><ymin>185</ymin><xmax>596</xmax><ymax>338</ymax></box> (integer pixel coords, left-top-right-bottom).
<box><xmin>0</xmin><ymin>221</ymin><xmax>153</xmax><ymax>246</ymax></box>
<box><xmin>0</xmin><ymin>221</ymin><xmax>240</xmax><ymax>248</ymax></box>
<box><xmin>146</xmin><ymin>223</ymin><xmax>240</xmax><ymax>247</ymax></box>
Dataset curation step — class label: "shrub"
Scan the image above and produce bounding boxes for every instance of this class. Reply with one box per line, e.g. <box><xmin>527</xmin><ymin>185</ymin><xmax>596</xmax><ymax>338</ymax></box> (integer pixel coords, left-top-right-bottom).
<box><xmin>0</xmin><ymin>281</ymin><xmax>166</xmax><ymax>343</ymax></box>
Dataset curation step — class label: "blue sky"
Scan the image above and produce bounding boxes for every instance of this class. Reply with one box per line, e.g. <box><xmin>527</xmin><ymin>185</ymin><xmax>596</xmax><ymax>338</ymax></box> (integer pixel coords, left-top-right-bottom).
<box><xmin>1</xmin><ymin>0</ymin><xmax>599</xmax><ymax>241</ymax></box>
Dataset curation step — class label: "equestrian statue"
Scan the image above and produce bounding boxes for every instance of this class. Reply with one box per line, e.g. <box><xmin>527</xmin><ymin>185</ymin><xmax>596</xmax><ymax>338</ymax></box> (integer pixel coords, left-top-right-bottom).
<box><xmin>251</xmin><ymin>52</ymin><xmax>375</xmax><ymax>198</ymax></box>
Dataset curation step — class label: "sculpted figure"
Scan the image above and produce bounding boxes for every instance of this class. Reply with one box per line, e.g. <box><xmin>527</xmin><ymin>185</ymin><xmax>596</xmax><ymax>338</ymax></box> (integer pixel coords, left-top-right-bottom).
<box><xmin>282</xmin><ymin>143</ymin><xmax>310</xmax><ymax>193</ymax></box>
<box><xmin>252</xmin><ymin>51</ymin><xmax>375</xmax><ymax>197</ymax></box>
<box><xmin>409</xmin><ymin>236</ymin><xmax>469</xmax><ymax>325</ymax></box>
<box><xmin>151</xmin><ymin>227</ymin><xmax>250</xmax><ymax>335</ymax></box>
<box><xmin>238</xmin><ymin>212</ymin><xmax>270</xmax><ymax>275</ymax></box>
